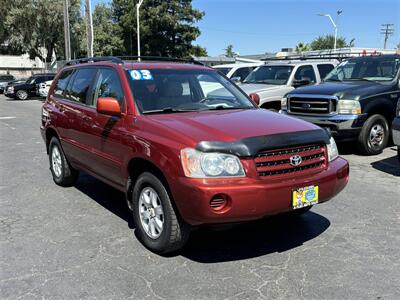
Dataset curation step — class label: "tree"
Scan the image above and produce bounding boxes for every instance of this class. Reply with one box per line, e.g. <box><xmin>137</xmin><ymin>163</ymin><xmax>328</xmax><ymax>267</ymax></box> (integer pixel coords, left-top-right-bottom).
<box><xmin>224</xmin><ymin>44</ymin><xmax>235</xmax><ymax>57</ymax></box>
<box><xmin>3</xmin><ymin>0</ymin><xmax>85</xmax><ymax>61</ymax></box>
<box><xmin>295</xmin><ymin>42</ymin><xmax>310</xmax><ymax>53</ymax></box>
<box><xmin>92</xmin><ymin>4</ymin><xmax>124</xmax><ymax>56</ymax></box>
<box><xmin>113</xmin><ymin>0</ymin><xmax>206</xmax><ymax>57</ymax></box>
<box><xmin>310</xmin><ymin>34</ymin><xmax>355</xmax><ymax>50</ymax></box>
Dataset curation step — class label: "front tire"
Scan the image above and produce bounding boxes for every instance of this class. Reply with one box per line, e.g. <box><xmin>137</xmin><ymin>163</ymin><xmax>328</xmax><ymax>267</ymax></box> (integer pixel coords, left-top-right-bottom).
<box><xmin>357</xmin><ymin>114</ymin><xmax>389</xmax><ymax>155</ymax></box>
<box><xmin>16</xmin><ymin>90</ymin><xmax>28</xmax><ymax>100</ymax></box>
<box><xmin>49</xmin><ymin>137</ymin><xmax>78</xmax><ymax>186</ymax></box>
<box><xmin>132</xmin><ymin>172</ymin><xmax>190</xmax><ymax>254</ymax></box>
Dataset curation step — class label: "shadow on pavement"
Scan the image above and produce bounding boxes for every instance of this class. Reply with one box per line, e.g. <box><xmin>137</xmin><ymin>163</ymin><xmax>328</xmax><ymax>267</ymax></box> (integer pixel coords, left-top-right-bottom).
<box><xmin>181</xmin><ymin>211</ymin><xmax>330</xmax><ymax>263</ymax></box>
<box><xmin>73</xmin><ymin>173</ymin><xmax>330</xmax><ymax>262</ymax></box>
<box><xmin>74</xmin><ymin>172</ymin><xmax>135</xmax><ymax>229</ymax></box>
<box><xmin>371</xmin><ymin>150</ymin><xmax>400</xmax><ymax>176</ymax></box>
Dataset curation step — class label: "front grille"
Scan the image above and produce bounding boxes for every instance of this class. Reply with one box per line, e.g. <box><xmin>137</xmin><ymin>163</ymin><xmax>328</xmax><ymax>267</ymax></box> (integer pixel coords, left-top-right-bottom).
<box><xmin>288</xmin><ymin>97</ymin><xmax>335</xmax><ymax>114</ymax></box>
<box><xmin>255</xmin><ymin>144</ymin><xmax>327</xmax><ymax>178</ymax></box>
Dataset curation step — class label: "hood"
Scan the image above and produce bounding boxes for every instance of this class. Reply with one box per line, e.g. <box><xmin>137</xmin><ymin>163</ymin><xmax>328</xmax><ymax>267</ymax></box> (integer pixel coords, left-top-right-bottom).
<box><xmin>239</xmin><ymin>83</ymin><xmax>283</xmax><ymax>95</ymax></box>
<box><xmin>289</xmin><ymin>81</ymin><xmax>392</xmax><ymax>100</ymax></box>
<box><xmin>141</xmin><ymin>109</ymin><xmax>319</xmax><ymax>146</ymax></box>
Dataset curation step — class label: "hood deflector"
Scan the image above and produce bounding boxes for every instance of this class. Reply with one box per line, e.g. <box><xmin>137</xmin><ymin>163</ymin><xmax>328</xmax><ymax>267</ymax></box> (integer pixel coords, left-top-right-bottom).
<box><xmin>196</xmin><ymin>129</ymin><xmax>331</xmax><ymax>157</ymax></box>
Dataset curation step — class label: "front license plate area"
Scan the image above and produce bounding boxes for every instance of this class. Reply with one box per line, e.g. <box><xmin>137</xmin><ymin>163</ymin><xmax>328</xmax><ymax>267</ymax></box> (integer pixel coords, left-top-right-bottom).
<box><xmin>292</xmin><ymin>185</ymin><xmax>319</xmax><ymax>209</ymax></box>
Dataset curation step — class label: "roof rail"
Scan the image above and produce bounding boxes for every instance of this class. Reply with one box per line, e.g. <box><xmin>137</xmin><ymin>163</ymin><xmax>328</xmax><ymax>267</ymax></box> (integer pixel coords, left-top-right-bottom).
<box><xmin>118</xmin><ymin>56</ymin><xmax>205</xmax><ymax>66</ymax></box>
<box><xmin>261</xmin><ymin>51</ymin><xmax>387</xmax><ymax>62</ymax></box>
<box><xmin>64</xmin><ymin>56</ymin><xmax>123</xmax><ymax>66</ymax></box>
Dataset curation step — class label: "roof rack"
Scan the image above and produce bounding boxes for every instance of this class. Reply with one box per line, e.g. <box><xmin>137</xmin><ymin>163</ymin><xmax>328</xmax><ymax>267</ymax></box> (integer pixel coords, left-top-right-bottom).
<box><xmin>64</xmin><ymin>56</ymin><xmax>204</xmax><ymax>67</ymax></box>
<box><xmin>64</xmin><ymin>56</ymin><xmax>123</xmax><ymax>66</ymax></box>
<box><xmin>118</xmin><ymin>56</ymin><xmax>205</xmax><ymax>66</ymax></box>
<box><xmin>261</xmin><ymin>51</ymin><xmax>387</xmax><ymax>62</ymax></box>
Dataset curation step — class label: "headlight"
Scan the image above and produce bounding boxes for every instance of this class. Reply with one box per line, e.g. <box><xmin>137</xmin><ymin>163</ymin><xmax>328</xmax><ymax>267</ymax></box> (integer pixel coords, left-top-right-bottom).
<box><xmin>181</xmin><ymin>148</ymin><xmax>245</xmax><ymax>178</ymax></box>
<box><xmin>326</xmin><ymin>137</ymin><xmax>339</xmax><ymax>162</ymax></box>
<box><xmin>8</xmin><ymin>86</ymin><xmax>14</xmax><ymax>93</ymax></box>
<box><xmin>337</xmin><ymin>100</ymin><xmax>361</xmax><ymax>114</ymax></box>
<box><xmin>281</xmin><ymin>97</ymin><xmax>287</xmax><ymax>110</ymax></box>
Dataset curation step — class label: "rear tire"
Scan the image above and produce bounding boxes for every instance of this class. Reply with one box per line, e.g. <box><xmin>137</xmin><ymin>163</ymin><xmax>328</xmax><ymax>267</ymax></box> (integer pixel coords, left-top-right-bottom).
<box><xmin>357</xmin><ymin>114</ymin><xmax>389</xmax><ymax>155</ymax></box>
<box><xmin>16</xmin><ymin>90</ymin><xmax>28</xmax><ymax>100</ymax></box>
<box><xmin>49</xmin><ymin>137</ymin><xmax>78</xmax><ymax>187</ymax></box>
<box><xmin>132</xmin><ymin>172</ymin><xmax>190</xmax><ymax>254</ymax></box>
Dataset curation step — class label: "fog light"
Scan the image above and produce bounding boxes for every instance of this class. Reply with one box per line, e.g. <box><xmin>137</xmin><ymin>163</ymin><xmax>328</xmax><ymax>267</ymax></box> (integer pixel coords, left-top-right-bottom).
<box><xmin>209</xmin><ymin>194</ymin><xmax>229</xmax><ymax>212</ymax></box>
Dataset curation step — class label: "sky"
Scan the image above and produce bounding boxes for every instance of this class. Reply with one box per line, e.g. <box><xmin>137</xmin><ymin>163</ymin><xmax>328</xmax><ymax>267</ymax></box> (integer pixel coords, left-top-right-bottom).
<box><xmin>93</xmin><ymin>0</ymin><xmax>400</xmax><ymax>56</ymax></box>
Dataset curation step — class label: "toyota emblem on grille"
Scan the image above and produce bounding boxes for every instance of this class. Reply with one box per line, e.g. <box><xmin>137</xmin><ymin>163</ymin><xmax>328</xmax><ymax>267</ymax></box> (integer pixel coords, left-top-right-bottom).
<box><xmin>302</xmin><ymin>103</ymin><xmax>311</xmax><ymax>109</ymax></box>
<box><xmin>290</xmin><ymin>155</ymin><xmax>302</xmax><ymax>166</ymax></box>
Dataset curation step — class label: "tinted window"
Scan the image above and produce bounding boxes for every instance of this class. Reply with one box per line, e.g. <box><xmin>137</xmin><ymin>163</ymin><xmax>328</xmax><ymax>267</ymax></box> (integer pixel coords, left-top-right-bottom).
<box><xmin>214</xmin><ymin>67</ymin><xmax>232</xmax><ymax>76</ymax></box>
<box><xmin>127</xmin><ymin>69</ymin><xmax>255</xmax><ymax>113</ymax></box>
<box><xmin>0</xmin><ymin>75</ymin><xmax>14</xmax><ymax>81</ymax></box>
<box><xmin>317</xmin><ymin>64</ymin><xmax>334</xmax><ymax>79</ymax></box>
<box><xmin>90</xmin><ymin>68</ymin><xmax>124</xmax><ymax>107</ymax></box>
<box><xmin>294</xmin><ymin>65</ymin><xmax>316</xmax><ymax>83</ymax></box>
<box><xmin>68</xmin><ymin>68</ymin><xmax>97</xmax><ymax>104</ymax></box>
<box><xmin>244</xmin><ymin>66</ymin><xmax>294</xmax><ymax>85</ymax></box>
<box><xmin>231</xmin><ymin>67</ymin><xmax>253</xmax><ymax>81</ymax></box>
<box><xmin>325</xmin><ymin>56</ymin><xmax>400</xmax><ymax>82</ymax></box>
<box><xmin>54</xmin><ymin>70</ymin><xmax>74</xmax><ymax>98</ymax></box>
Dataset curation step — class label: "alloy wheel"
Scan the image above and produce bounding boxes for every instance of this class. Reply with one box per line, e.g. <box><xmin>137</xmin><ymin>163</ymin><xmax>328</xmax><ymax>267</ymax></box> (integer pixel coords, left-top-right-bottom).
<box><xmin>138</xmin><ymin>187</ymin><xmax>164</xmax><ymax>239</ymax></box>
<box><xmin>51</xmin><ymin>145</ymin><xmax>62</xmax><ymax>178</ymax></box>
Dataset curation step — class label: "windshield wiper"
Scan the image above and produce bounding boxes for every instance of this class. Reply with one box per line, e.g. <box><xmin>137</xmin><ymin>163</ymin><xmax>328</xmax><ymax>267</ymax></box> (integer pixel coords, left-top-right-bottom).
<box><xmin>142</xmin><ymin>107</ymin><xmax>200</xmax><ymax>115</ymax></box>
<box><xmin>346</xmin><ymin>78</ymin><xmax>376</xmax><ymax>82</ymax></box>
<box><xmin>325</xmin><ymin>78</ymin><xmax>342</xmax><ymax>82</ymax></box>
<box><xmin>207</xmin><ymin>105</ymin><xmax>250</xmax><ymax>111</ymax></box>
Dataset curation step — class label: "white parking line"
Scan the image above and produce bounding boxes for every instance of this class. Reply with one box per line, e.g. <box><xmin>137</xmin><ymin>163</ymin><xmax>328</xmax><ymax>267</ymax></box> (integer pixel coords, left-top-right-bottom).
<box><xmin>0</xmin><ymin>116</ymin><xmax>16</xmax><ymax>120</ymax></box>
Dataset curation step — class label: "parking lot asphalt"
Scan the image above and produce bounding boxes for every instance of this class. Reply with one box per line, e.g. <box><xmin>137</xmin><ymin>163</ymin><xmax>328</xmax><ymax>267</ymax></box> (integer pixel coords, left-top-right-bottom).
<box><xmin>1</xmin><ymin>95</ymin><xmax>399</xmax><ymax>300</ymax></box>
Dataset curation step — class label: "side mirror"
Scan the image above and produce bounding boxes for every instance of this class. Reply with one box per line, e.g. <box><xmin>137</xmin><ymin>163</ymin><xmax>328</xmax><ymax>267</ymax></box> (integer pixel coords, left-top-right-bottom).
<box><xmin>292</xmin><ymin>79</ymin><xmax>311</xmax><ymax>88</ymax></box>
<box><xmin>96</xmin><ymin>97</ymin><xmax>121</xmax><ymax>116</ymax></box>
<box><xmin>230</xmin><ymin>76</ymin><xmax>241</xmax><ymax>83</ymax></box>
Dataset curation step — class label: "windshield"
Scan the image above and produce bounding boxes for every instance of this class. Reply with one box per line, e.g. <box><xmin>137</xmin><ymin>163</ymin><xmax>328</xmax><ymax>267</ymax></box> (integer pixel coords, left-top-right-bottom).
<box><xmin>214</xmin><ymin>67</ymin><xmax>232</xmax><ymax>76</ymax></box>
<box><xmin>126</xmin><ymin>69</ymin><xmax>256</xmax><ymax>114</ymax></box>
<box><xmin>26</xmin><ymin>76</ymin><xmax>35</xmax><ymax>84</ymax></box>
<box><xmin>325</xmin><ymin>56</ymin><xmax>400</xmax><ymax>82</ymax></box>
<box><xmin>243</xmin><ymin>65</ymin><xmax>294</xmax><ymax>85</ymax></box>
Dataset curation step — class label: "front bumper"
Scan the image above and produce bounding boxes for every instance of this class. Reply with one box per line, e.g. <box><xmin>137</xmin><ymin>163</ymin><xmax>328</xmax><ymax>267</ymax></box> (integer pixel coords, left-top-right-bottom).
<box><xmin>173</xmin><ymin>157</ymin><xmax>349</xmax><ymax>225</ymax></box>
<box><xmin>281</xmin><ymin>111</ymin><xmax>367</xmax><ymax>141</ymax></box>
<box><xmin>392</xmin><ymin>117</ymin><xmax>400</xmax><ymax>146</ymax></box>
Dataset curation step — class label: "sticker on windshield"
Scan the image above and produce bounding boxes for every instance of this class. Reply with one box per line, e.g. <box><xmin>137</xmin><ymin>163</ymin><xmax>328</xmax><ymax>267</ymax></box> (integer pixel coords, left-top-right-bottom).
<box><xmin>129</xmin><ymin>70</ymin><xmax>153</xmax><ymax>80</ymax></box>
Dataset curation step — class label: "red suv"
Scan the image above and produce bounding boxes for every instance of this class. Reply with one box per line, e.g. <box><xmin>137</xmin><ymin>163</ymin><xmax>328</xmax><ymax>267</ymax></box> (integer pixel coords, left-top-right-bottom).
<box><xmin>41</xmin><ymin>57</ymin><xmax>349</xmax><ymax>253</ymax></box>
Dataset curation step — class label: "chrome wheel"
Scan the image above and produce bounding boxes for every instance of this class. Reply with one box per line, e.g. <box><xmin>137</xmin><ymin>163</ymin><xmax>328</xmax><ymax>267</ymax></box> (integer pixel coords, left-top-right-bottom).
<box><xmin>369</xmin><ymin>124</ymin><xmax>384</xmax><ymax>147</ymax></box>
<box><xmin>138</xmin><ymin>187</ymin><xmax>164</xmax><ymax>239</ymax></box>
<box><xmin>51</xmin><ymin>145</ymin><xmax>62</xmax><ymax>178</ymax></box>
<box><xmin>16</xmin><ymin>90</ymin><xmax>28</xmax><ymax>100</ymax></box>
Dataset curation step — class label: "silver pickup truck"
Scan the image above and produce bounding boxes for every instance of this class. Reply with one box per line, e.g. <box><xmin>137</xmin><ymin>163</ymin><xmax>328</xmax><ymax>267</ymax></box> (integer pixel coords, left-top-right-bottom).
<box><xmin>239</xmin><ymin>60</ymin><xmax>338</xmax><ymax>111</ymax></box>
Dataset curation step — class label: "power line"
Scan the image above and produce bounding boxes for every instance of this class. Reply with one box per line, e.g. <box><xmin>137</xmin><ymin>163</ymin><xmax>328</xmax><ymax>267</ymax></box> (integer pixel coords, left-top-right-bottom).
<box><xmin>380</xmin><ymin>24</ymin><xmax>394</xmax><ymax>49</ymax></box>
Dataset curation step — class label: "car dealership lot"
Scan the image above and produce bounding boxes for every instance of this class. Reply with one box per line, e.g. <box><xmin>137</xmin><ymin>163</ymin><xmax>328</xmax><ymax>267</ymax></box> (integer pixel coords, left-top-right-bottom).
<box><xmin>1</xmin><ymin>96</ymin><xmax>399</xmax><ymax>299</ymax></box>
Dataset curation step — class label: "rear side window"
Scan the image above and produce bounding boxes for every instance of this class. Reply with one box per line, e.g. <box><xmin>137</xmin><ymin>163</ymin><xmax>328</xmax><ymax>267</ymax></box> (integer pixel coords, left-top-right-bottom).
<box><xmin>68</xmin><ymin>68</ymin><xmax>97</xmax><ymax>104</ymax></box>
<box><xmin>294</xmin><ymin>65</ymin><xmax>316</xmax><ymax>83</ymax></box>
<box><xmin>54</xmin><ymin>70</ymin><xmax>74</xmax><ymax>98</ymax></box>
<box><xmin>90</xmin><ymin>68</ymin><xmax>124</xmax><ymax>107</ymax></box>
<box><xmin>317</xmin><ymin>64</ymin><xmax>334</xmax><ymax>79</ymax></box>
<box><xmin>231</xmin><ymin>67</ymin><xmax>254</xmax><ymax>81</ymax></box>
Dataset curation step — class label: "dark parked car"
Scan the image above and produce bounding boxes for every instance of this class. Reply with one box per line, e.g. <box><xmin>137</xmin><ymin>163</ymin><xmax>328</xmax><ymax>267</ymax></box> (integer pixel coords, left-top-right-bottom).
<box><xmin>281</xmin><ymin>54</ymin><xmax>400</xmax><ymax>155</ymax></box>
<box><xmin>41</xmin><ymin>57</ymin><xmax>349</xmax><ymax>253</ymax></box>
<box><xmin>7</xmin><ymin>73</ymin><xmax>55</xmax><ymax>100</ymax></box>
<box><xmin>0</xmin><ymin>74</ymin><xmax>16</xmax><ymax>94</ymax></box>
<box><xmin>392</xmin><ymin>99</ymin><xmax>400</xmax><ymax>161</ymax></box>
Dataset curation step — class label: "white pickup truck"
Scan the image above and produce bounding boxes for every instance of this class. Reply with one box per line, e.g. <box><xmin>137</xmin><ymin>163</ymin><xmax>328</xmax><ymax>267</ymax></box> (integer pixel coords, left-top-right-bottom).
<box><xmin>239</xmin><ymin>60</ymin><xmax>338</xmax><ymax>111</ymax></box>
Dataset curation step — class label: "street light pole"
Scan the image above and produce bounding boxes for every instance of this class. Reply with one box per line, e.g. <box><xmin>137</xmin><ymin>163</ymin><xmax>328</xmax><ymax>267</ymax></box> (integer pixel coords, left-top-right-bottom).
<box><xmin>84</xmin><ymin>0</ymin><xmax>94</xmax><ymax>57</ymax></box>
<box><xmin>137</xmin><ymin>0</ymin><xmax>144</xmax><ymax>61</ymax></box>
<box><xmin>318</xmin><ymin>13</ymin><xmax>339</xmax><ymax>50</ymax></box>
<box><xmin>63</xmin><ymin>0</ymin><xmax>71</xmax><ymax>61</ymax></box>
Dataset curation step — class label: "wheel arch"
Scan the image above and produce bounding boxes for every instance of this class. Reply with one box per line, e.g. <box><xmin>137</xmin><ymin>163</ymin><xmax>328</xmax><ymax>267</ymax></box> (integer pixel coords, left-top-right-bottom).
<box><xmin>126</xmin><ymin>157</ymin><xmax>173</xmax><ymax>210</ymax></box>
<box><xmin>363</xmin><ymin>97</ymin><xmax>395</xmax><ymax>125</ymax></box>
<box><xmin>45</xmin><ymin>127</ymin><xmax>60</xmax><ymax>154</ymax></box>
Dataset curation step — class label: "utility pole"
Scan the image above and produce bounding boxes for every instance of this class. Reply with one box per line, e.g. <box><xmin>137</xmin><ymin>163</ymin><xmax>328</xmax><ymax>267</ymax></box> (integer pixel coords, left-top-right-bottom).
<box><xmin>381</xmin><ymin>24</ymin><xmax>394</xmax><ymax>49</ymax></box>
<box><xmin>84</xmin><ymin>0</ymin><xmax>94</xmax><ymax>57</ymax></box>
<box><xmin>63</xmin><ymin>0</ymin><xmax>71</xmax><ymax>61</ymax></box>
<box><xmin>137</xmin><ymin>0</ymin><xmax>144</xmax><ymax>61</ymax></box>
